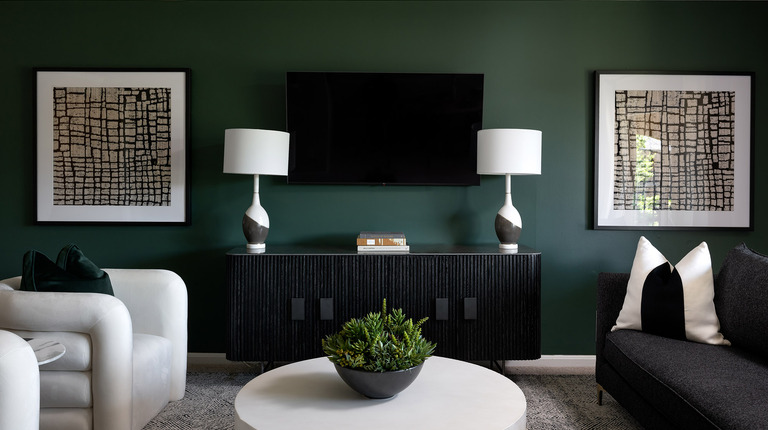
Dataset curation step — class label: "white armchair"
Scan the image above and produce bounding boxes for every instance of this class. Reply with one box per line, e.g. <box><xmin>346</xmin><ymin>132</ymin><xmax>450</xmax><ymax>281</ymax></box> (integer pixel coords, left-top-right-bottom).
<box><xmin>0</xmin><ymin>269</ymin><xmax>188</xmax><ymax>430</ymax></box>
<box><xmin>0</xmin><ymin>330</ymin><xmax>40</xmax><ymax>430</ymax></box>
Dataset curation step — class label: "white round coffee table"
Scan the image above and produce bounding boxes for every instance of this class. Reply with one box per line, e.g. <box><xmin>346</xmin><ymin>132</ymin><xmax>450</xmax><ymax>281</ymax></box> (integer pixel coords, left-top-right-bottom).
<box><xmin>235</xmin><ymin>356</ymin><xmax>526</xmax><ymax>430</ymax></box>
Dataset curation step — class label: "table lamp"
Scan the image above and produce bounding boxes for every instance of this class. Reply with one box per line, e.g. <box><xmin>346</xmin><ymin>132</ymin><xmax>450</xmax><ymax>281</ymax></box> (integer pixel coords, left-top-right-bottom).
<box><xmin>223</xmin><ymin>128</ymin><xmax>290</xmax><ymax>252</ymax></box>
<box><xmin>477</xmin><ymin>129</ymin><xmax>542</xmax><ymax>251</ymax></box>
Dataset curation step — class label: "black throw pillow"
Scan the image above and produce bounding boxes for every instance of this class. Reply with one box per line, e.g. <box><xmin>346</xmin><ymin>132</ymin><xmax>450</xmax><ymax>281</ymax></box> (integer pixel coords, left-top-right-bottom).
<box><xmin>20</xmin><ymin>244</ymin><xmax>114</xmax><ymax>295</ymax></box>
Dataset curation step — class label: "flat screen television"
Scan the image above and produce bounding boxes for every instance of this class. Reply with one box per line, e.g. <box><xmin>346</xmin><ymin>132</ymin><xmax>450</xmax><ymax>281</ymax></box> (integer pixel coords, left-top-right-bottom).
<box><xmin>286</xmin><ymin>72</ymin><xmax>484</xmax><ymax>185</ymax></box>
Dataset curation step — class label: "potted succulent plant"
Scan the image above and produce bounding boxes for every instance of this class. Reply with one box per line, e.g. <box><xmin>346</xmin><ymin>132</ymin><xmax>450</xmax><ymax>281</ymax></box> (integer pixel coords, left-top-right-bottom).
<box><xmin>321</xmin><ymin>299</ymin><xmax>436</xmax><ymax>398</ymax></box>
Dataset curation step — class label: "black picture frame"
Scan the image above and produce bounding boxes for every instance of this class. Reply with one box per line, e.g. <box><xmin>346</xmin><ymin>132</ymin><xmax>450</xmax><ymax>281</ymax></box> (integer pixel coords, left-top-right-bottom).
<box><xmin>594</xmin><ymin>71</ymin><xmax>753</xmax><ymax>230</ymax></box>
<box><xmin>35</xmin><ymin>68</ymin><xmax>190</xmax><ymax>225</ymax></box>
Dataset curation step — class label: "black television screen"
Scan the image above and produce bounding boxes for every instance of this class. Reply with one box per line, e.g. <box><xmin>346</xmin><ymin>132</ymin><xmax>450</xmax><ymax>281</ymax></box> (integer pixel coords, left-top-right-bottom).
<box><xmin>286</xmin><ymin>72</ymin><xmax>484</xmax><ymax>185</ymax></box>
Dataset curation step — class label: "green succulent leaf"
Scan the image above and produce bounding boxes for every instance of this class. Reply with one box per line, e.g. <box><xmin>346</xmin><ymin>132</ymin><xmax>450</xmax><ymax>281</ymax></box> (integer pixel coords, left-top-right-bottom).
<box><xmin>322</xmin><ymin>299</ymin><xmax>436</xmax><ymax>372</ymax></box>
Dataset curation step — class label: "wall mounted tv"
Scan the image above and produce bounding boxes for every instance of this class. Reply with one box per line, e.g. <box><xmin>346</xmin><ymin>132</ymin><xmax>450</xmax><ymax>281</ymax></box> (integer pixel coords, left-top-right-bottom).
<box><xmin>286</xmin><ymin>71</ymin><xmax>484</xmax><ymax>185</ymax></box>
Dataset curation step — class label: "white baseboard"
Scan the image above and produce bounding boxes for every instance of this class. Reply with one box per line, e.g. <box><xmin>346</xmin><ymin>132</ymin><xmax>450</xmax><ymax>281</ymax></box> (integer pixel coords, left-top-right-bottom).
<box><xmin>187</xmin><ymin>352</ymin><xmax>262</xmax><ymax>372</ymax></box>
<box><xmin>187</xmin><ymin>352</ymin><xmax>228</xmax><ymax>366</ymax></box>
<box><xmin>505</xmin><ymin>355</ymin><xmax>596</xmax><ymax>375</ymax></box>
<box><xmin>187</xmin><ymin>353</ymin><xmax>596</xmax><ymax>375</ymax></box>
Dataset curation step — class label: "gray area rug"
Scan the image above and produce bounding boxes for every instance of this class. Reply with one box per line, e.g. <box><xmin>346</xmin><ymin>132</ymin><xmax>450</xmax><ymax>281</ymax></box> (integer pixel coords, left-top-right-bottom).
<box><xmin>510</xmin><ymin>375</ymin><xmax>642</xmax><ymax>430</ymax></box>
<box><xmin>144</xmin><ymin>371</ymin><xmax>642</xmax><ymax>430</ymax></box>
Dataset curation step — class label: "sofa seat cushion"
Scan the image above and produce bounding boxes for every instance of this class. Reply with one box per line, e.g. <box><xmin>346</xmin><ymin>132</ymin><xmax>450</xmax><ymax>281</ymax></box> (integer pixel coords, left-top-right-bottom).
<box><xmin>604</xmin><ymin>330</ymin><xmax>768</xmax><ymax>430</ymax></box>
<box><xmin>40</xmin><ymin>408</ymin><xmax>92</xmax><ymax>430</ymax></box>
<box><xmin>40</xmin><ymin>371</ymin><xmax>92</xmax><ymax>408</ymax></box>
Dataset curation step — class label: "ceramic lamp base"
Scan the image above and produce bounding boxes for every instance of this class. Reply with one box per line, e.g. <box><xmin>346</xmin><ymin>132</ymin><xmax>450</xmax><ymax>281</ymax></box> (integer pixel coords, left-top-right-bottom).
<box><xmin>242</xmin><ymin>181</ymin><xmax>270</xmax><ymax>252</ymax></box>
<box><xmin>495</xmin><ymin>193</ymin><xmax>522</xmax><ymax>249</ymax></box>
<box><xmin>243</xmin><ymin>211</ymin><xmax>269</xmax><ymax>245</ymax></box>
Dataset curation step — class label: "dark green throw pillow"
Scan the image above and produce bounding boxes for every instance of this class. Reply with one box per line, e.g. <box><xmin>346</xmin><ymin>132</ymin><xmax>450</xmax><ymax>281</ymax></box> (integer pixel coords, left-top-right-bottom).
<box><xmin>20</xmin><ymin>244</ymin><xmax>114</xmax><ymax>295</ymax></box>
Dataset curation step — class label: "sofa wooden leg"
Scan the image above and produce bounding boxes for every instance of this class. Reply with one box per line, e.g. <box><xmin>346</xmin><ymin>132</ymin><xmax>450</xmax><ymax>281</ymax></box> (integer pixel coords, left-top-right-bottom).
<box><xmin>597</xmin><ymin>384</ymin><xmax>604</xmax><ymax>406</ymax></box>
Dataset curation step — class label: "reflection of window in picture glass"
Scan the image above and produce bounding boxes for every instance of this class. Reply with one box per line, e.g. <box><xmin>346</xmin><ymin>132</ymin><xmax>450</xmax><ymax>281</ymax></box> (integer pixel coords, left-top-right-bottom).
<box><xmin>634</xmin><ymin>135</ymin><xmax>663</xmax><ymax>214</ymax></box>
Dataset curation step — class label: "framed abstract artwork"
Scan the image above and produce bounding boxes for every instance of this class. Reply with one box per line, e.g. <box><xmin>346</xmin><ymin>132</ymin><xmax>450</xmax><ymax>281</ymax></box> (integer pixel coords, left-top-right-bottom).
<box><xmin>594</xmin><ymin>71</ymin><xmax>753</xmax><ymax>230</ymax></box>
<box><xmin>35</xmin><ymin>68</ymin><xmax>190</xmax><ymax>224</ymax></box>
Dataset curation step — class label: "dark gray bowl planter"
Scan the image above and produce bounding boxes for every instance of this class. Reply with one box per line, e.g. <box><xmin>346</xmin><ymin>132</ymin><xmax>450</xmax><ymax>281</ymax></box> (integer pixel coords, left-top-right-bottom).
<box><xmin>333</xmin><ymin>362</ymin><xmax>424</xmax><ymax>399</ymax></box>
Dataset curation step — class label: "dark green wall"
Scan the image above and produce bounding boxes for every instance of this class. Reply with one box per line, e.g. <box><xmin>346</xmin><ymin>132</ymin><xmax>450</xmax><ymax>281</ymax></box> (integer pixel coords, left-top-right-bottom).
<box><xmin>1</xmin><ymin>1</ymin><xmax>765</xmax><ymax>355</ymax></box>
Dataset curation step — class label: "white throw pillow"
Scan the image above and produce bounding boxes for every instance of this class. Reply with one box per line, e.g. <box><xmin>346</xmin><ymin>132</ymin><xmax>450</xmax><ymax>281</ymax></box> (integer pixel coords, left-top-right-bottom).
<box><xmin>612</xmin><ymin>236</ymin><xmax>729</xmax><ymax>345</ymax></box>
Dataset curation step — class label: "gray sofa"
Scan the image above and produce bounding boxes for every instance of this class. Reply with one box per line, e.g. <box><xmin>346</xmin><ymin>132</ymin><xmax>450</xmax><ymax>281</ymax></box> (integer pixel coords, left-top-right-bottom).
<box><xmin>596</xmin><ymin>243</ymin><xmax>768</xmax><ymax>429</ymax></box>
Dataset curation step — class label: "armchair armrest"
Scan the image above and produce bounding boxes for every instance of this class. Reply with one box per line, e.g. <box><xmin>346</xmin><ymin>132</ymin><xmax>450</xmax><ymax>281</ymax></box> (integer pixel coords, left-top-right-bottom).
<box><xmin>0</xmin><ymin>330</ymin><xmax>40</xmax><ymax>430</ymax></box>
<box><xmin>0</xmin><ymin>288</ymin><xmax>133</xmax><ymax>430</ymax></box>
<box><xmin>105</xmin><ymin>269</ymin><xmax>188</xmax><ymax>400</ymax></box>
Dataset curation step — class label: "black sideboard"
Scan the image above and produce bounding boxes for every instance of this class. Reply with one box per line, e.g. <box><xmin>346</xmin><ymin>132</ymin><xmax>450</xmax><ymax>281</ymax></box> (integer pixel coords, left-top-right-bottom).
<box><xmin>226</xmin><ymin>245</ymin><xmax>541</xmax><ymax>362</ymax></box>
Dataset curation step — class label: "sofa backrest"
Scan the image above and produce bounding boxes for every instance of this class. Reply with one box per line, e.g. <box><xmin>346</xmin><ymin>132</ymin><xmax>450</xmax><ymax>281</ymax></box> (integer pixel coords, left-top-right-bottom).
<box><xmin>595</xmin><ymin>272</ymin><xmax>631</xmax><ymax>370</ymax></box>
<box><xmin>714</xmin><ymin>243</ymin><xmax>768</xmax><ymax>358</ymax></box>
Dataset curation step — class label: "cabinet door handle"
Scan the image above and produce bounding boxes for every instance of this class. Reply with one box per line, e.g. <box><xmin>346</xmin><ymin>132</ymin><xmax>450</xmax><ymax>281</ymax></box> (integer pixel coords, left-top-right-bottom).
<box><xmin>291</xmin><ymin>298</ymin><xmax>305</xmax><ymax>320</ymax></box>
<box><xmin>464</xmin><ymin>297</ymin><xmax>477</xmax><ymax>320</ymax></box>
<box><xmin>436</xmin><ymin>298</ymin><xmax>449</xmax><ymax>320</ymax></box>
<box><xmin>320</xmin><ymin>298</ymin><xmax>333</xmax><ymax>320</ymax></box>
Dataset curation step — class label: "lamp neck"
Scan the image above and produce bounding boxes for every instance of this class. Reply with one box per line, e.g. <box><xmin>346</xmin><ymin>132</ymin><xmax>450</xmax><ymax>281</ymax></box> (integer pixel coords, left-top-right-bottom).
<box><xmin>503</xmin><ymin>174</ymin><xmax>513</xmax><ymax>206</ymax></box>
<box><xmin>252</xmin><ymin>174</ymin><xmax>261</xmax><ymax>206</ymax></box>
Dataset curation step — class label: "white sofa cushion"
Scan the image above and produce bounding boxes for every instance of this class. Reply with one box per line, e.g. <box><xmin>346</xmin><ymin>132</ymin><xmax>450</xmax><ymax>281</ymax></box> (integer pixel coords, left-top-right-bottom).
<box><xmin>40</xmin><ymin>408</ymin><xmax>91</xmax><ymax>430</ymax></box>
<box><xmin>40</xmin><ymin>371</ymin><xmax>91</xmax><ymax>408</ymax></box>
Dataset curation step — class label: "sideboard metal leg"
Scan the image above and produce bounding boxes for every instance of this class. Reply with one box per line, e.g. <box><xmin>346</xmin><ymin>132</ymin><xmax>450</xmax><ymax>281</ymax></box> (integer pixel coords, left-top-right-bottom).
<box><xmin>490</xmin><ymin>360</ymin><xmax>506</xmax><ymax>374</ymax></box>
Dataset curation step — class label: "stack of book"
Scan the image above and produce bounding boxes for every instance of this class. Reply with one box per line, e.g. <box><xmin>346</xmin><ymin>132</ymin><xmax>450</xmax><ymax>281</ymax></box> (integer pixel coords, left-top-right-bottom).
<box><xmin>356</xmin><ymin>231</ymin><xmax>409</xmax><ymax>253</ymax></box>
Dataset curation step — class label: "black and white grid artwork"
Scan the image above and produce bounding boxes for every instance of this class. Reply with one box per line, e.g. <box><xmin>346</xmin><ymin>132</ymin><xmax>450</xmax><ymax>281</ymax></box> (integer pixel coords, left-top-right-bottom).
<box><xmin>612</xmin><ymin>90</ymin><xmax>735</xmax><ymax>212</ymax></box>
<box><xmin>52</xmin><ymin>86</ymin><xmax>172</xmax><ymax>206</ymax></box>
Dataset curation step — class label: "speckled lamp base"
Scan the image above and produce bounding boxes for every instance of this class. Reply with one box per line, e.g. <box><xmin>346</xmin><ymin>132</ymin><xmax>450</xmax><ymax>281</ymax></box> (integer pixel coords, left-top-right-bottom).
<box><xmin>495</xmin><ymin>214</ymin><xmax>521</xmax><ymax>250</ymax></box>
<box><xmin>243</xmin><ymin>192</ymin><xmax>270</xmax><ymax>253</ymax></box>
<box><xmin>495</xmin><ymin>193</ymin><xmax>522</xmax><ymax>250</ymax></box>
<box><xmin>243</xmin><ymin>213</ymin><xmax>268</xmax><ymax>252</ymax></box>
